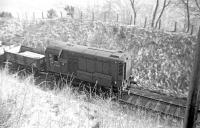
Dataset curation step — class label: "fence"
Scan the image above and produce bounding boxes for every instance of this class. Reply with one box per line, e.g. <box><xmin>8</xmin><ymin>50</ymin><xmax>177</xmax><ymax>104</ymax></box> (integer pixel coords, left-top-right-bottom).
<box><xmin>14</xmin><ymin>10</ymin><xmax>198</xmax><ymax>35</ymax></box>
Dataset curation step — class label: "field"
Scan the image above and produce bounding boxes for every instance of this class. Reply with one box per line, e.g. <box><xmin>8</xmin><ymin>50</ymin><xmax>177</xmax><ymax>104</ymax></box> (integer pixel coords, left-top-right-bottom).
<box><xmin>0</xmin><ymin>18</ymin><xmax>196</xmax><ymax>98</ymax></box>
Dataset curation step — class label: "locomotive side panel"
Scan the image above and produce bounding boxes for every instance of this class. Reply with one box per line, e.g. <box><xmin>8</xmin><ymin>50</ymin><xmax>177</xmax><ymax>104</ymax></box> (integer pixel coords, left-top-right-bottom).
<box><xmin>93</xmin><ymin>58</ymin><xmax>112</xmax><ymax>87</ymax></box>
<box><xmin>77</xmin><ymin>56</ymin><xmax>94</xmax><ymax>83</ymax></box>
<box><xmin>68</xmin><ymin>57</ymin><xmax>78</xmax><ymax>75</ymax></box>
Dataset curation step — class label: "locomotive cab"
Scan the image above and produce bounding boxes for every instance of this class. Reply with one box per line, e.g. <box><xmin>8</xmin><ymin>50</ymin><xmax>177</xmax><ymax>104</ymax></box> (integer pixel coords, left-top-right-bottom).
<box><xmin>117</xmin><ymin>54</ymin><xmax>132</xmax><ymax>90</ymax></box>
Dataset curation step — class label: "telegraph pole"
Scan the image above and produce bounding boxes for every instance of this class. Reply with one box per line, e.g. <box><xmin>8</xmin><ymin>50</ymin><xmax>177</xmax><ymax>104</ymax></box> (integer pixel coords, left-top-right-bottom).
<box><xmin>183</xmin><ymin>27</ymin><xmax>200</xmax><ymax>128</ymax></box>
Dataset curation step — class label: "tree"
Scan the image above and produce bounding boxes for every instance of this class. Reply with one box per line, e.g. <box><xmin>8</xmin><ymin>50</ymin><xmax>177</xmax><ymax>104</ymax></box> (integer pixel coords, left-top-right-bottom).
<box><xmin>181</xmin><ymin>0</ymin><xmax>190</xmax><ymax>32</ymax></box>
<box><xmin>151</xmin><ymin>0</ymin><xmax>171</xmax><ymax>28</ymax></box>
<box><xmin>155</xmin><ymin>0</ymin><xmax>171</xmax><ymax>28</ymax></box>
<box><xmin>47</xmin><ymin>9</ymin><xmax>58</xmax><ymax>19</ymax></box>
<box><xmin>129</xmin><ymin>0</ymin><xmax>137</xmax><ymax>25</ymax></box>
<box><xmin>64</xmin><ymin>5</ymin><xmax>75</xmax><ymax>18</ymax></box>
<box><xmin>101</xmin><ymin>0</ymin><xmax>121</xmax><ymax>22</ymax></box>
<box><xmin>195</xmin><ymin>0</ymin><xmax>200</xmax><ymax>11</ymax></box>
<box><xmin>151</xmin><ymin>0</ymin><xmax>159</xmax><ymax>27</ymax></box>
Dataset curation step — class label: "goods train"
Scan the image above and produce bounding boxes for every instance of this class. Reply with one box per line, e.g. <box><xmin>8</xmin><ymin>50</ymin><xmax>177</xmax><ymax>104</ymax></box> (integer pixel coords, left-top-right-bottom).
<box><xmin>1</xmin><ymin>42</ymin><xmax>199</xmax><ymax>121</ymax></box>
<box><xmin>0</xmin><ymin>42</ymin><xmax>133</xmax><ymax>90</ymax></box>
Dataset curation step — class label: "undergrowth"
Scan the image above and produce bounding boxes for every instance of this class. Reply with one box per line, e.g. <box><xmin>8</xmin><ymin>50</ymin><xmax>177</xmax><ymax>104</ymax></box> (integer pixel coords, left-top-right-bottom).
<box><xmin>0</xmin><ymin>66</ymin><xmax>182</xmax><ymax>128</ymax></box>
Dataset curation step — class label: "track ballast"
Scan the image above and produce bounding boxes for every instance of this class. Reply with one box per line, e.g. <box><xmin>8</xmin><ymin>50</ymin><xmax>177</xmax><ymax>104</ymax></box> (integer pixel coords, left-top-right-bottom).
<box><xmin>119</xmin><ymin>87</ymin><xmax>200</xmax><ymax>122</ymax></box>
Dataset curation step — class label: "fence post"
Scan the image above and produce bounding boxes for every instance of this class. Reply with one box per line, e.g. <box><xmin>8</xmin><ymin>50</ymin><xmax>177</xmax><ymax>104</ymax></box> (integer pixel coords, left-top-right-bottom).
<box><xmin>130</xmin><ymin>15</ymin><xmax>132</xmax><ymax>25</ymax></box>
<box><xmin>116</xmin><ymin>14</ymin><xmax>119</xmax><ymax>23</ymax></box>
<box><xmin>104</xmin><ymin>12</ymin><xmax>106</xmax><ymax>22</ymax></box>
<box><xmin>190</xmin><ymin>25</ymin><xmax>194</xmax><ymax>35</ymax></box>
<box><xmin>60</xmin><ymin>11</ymin><xmax>63</xmax><ymax>18</ymax></box>
<box><xmin>80</xmin><ymin>11</ymin><xmax>82</xmax><ymax>22</ymax></box>
<box><xmin>42</xmin><ymin>12</ymin><xmax>44</xmax><ymax>19</ymax></box>
<box><xmin>17</xmin><ymin>13</ymin><xmax>20</xmax><ymax>21</ymax></box>
<box><xmin>183</xmin><ymin>26</ymin><xmax>200</xmax><ymax>128</ymax></box>
<box><xmin>25</xmin><ymin>12</ymin><xmax>28</xmax><ymax>21</ymax></box>
<box><xmin>158</xmin><ymin>19</ymin><xmax>161</xmax><ymax>29</ymax></box>
<box><xmin>92</xmin><ymin>12</ymin><xmax>94</xmax><ymax>21</ymax></box>
<box><xmin>173</xmin><ymin>21</ymin><xmax>177</xmax><ymax>32</ymax></box>
<box><xmin>143</xmin><ymin>17</ymin><xmax>147</xmax><ymax>28</ymax></box>
<box><xmin>33</xmin><ymin>12</ymin><xmax>35</xmax><ymax>21</ymax></box>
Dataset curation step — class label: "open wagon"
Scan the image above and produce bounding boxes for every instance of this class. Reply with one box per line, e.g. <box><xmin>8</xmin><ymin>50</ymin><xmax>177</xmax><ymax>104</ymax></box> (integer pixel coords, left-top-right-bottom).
<box><xmin>0</xmin><ymin>44</ymin><xmax>17</xmax><ymax>63</ymax></box>
<box><xmin>4</xmin><ymin>45</ymin><xmax>46</xmax><ymax>72</ymax></box>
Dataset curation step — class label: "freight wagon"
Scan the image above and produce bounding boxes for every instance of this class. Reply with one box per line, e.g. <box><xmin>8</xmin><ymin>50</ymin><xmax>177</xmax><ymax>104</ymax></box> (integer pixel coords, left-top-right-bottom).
<box><xmin>4</xmin><ymin>45</ymin><xmax>46</xmax><ymax>71</ymax></box>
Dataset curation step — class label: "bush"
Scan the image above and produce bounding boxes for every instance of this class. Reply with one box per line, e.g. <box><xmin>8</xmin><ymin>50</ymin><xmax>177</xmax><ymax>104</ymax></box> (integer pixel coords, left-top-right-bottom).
<box><xmin>0</xmin><ymin>12</ymin><xmax>12</xmax><ymax>18</ymax></box>
<box><xmin>47</xmin><ymin>9</ymin><xmax>58</xmax><ymax>19</ymax></box>
<box><xmin>64</xmin><ymin>5</ymin><xmax>75</xmax><ymax>18</ymax></box>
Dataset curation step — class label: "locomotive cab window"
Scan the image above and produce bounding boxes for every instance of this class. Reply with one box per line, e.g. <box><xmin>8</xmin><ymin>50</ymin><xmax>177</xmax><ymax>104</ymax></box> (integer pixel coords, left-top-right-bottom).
<box><xmin>49</xmin><ymin>54</ymin><xmax>58</xmax><ymax>62</ymax></box>
<box><xmin>53</xmin><ymin>55</ymin><xmax>58</xmax><ymax>61</ymax></box>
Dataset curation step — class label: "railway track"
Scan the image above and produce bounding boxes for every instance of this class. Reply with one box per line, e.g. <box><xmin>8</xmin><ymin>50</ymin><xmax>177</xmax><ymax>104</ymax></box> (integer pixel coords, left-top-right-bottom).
<box><xmin>119</xmin><ymin>87</ymin><xmax>200</xmax><ymax>122</ymax></box>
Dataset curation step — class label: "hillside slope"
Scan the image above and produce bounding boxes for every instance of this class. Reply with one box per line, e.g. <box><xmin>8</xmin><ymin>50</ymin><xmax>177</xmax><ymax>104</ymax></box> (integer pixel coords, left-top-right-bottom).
<box><xmin>0</xmin><ymin>18</ymin><xmax>196</xmax><ymax>98</ymax></box>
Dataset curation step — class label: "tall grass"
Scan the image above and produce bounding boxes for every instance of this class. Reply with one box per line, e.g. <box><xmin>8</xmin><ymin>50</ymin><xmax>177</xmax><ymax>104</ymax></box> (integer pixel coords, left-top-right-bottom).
<box><xmin>0</xmin><ymin>66</ymin><xmax>182</xmax><ymax>128</ymax></box>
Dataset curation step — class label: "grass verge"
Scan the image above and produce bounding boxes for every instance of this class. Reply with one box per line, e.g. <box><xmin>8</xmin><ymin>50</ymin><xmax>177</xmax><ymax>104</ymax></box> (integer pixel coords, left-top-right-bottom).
<box><xmin>0</xmin><ymin>67</ymin><xmax>182</xmax><ymax>128</ymax></box>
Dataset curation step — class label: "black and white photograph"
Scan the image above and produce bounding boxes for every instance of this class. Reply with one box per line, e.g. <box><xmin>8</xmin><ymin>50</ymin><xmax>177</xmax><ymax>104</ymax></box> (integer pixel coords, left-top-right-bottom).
<box><xmin>0</xmin><ymin>0</ymin><xmax>200</xmax><ymax>128</ymax></box>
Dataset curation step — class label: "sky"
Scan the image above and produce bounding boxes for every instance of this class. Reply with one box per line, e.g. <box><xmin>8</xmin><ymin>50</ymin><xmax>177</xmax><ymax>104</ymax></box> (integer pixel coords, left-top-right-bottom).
<box><xmin>0</xmin><ymin>0</ymin><xmax>153</xmax><ymax>18</ymax></box>
<box><xmin>0</xmin><ymin>0</ymin><xmax>103</xmax><ymax>12</ymax></box>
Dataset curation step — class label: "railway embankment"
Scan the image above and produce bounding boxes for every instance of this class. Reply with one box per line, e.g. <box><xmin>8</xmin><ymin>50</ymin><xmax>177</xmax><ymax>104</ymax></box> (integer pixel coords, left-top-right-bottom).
<box><xmin>0</xmin><ymin>18</ymin><xmax>196</xmax><ymax>98</ymax></box>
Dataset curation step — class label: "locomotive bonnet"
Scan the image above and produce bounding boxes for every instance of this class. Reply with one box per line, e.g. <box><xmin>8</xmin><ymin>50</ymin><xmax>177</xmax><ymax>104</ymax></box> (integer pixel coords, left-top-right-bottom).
<box><xmin>45</xmin><ymin>43</ymin><xmax>132</xmax><ymax>89</ymax></box>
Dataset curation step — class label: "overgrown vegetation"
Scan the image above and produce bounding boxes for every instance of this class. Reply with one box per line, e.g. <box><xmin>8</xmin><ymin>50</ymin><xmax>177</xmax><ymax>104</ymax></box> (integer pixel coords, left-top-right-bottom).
<box><xmin>0</xmin><ymin>66</ymin><xmax>182</xmax><ymax>128</ymax></box>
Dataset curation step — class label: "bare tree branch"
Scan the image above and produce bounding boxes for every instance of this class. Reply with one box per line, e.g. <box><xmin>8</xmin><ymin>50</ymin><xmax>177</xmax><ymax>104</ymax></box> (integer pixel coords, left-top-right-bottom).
<box><xmin>181</xmin><ymin>0</ymin><xmax>187</xmax><ymax>6</ymax></box>
<box><xmin>165</xmin><ymin>0</ymin><xmax>171</xmax><ymax>7</ymax></box>
<box><xmin>155</xmin><ymin>0</ymin><xmax>171</xmax><ymax>28</ymax></box>
<box><xmin>180</xmin><ymin>0</ymin><xmax>190</xmax><ymax>32</ymax></box>
<box><xmin>195</xmin><ymin>0</ymin><xmax>200</xmax><ymax>11</ymax></box>
<box><xmin>151</xmin><ymin>0</ymin><xmax>159</xmax><ymax>27</ymax></box>
<box><xmin>129</xmin><ymin>0</ymin><xmax>137</xmax><ymax>25</ymax></box>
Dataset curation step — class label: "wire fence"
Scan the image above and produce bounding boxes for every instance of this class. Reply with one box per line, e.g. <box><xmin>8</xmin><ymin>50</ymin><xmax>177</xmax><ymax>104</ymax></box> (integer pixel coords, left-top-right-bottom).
<box><xmin>13</xmin><ymin>10</ymin><xmax>198</xmax><ymax>35</ymax></box>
